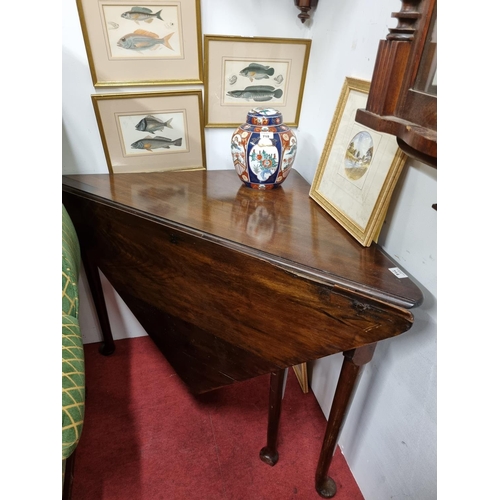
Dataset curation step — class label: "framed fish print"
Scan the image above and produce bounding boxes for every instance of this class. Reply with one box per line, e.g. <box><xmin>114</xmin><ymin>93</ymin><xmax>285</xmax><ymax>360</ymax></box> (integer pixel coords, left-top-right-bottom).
<box><xmin>204</xmin><ymin>35</ymin><xmax>311</xmax><ymax>127</ymax></box>
<box><xmin>76</xmin><ymin>0</ymin><xmax>203</xmax><ymax>86</ymax></box>
<box><xmin>309</xmin><ymin>77</ymin><xmax>407</xmax><ymax>247</ymax></box>
<box><xmin>91</xmin><ymin>90</ymin><xmax>206</xmax><ymax>173</ymax></box>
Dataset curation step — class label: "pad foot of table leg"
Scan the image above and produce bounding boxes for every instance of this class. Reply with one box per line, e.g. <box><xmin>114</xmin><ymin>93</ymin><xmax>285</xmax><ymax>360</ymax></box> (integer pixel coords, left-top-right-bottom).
<box><xmin>99</xmin><ymin>341</ymin><xmax>115</xmax><ymax>356</ymax></box>
<box><xmin>315</xmin><ymin>477</ymin><xmax>337</xmax><ymax>498</ymax></box>
<box><xmin>259</xmin><ymin>446</ymin><xmax>279</xmax><ymax>466</ymax></box>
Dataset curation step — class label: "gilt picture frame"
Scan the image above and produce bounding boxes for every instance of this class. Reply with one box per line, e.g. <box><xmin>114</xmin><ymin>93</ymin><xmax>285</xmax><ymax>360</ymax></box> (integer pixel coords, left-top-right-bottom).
<box><xmin>91</xmin><ymin>90</ymin><xmax>206</xmax><ymax>173</ymax></box>
<box><xmin>310</xmin><ymin>77</ymin><xmax>407</xmax><ymax>247</ymax></box>
<box><xmin>204</xmin><ymin>35</ymin><xmax>311</xmax><ymax>127</ymax></box>
<box><xmin>76</xmin><ymin>0</ymin><xmax>203</xmax><ymax>87</ymax></box>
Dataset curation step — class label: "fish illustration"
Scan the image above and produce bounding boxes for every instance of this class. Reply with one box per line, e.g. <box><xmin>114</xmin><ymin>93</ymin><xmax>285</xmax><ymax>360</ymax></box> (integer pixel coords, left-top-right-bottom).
<box><xmin>117</xmin><ymin>30</ymin><xmax>174</xmax><ymax>51</ymax></box>
<box><xmin>240</xmin><ymin>63</ymin><xmax>275</xmax><ymax>82</ymax></box>
<box><xmin>131</xmin><ymin>136</ymin><xmax>182</xmax><ymax>151</ymax></box>
<box><xmin>135</xmin><ymin>115</ymin><xmax>173</xmax><ymax>134</ymax></box>
<box><xmin>107</xmin><ymin>21</ymin><xmax>119</xmax><ymax>29</ymax></box>
<box><xmin>226</xmin><ymin>85</ymin><xmax>283</xmax><ymax>102</ymax></box>
<box><xmin>121</xmin><ymin>7</ymin><xmax>163</xmax><ymax>23</ymax></box>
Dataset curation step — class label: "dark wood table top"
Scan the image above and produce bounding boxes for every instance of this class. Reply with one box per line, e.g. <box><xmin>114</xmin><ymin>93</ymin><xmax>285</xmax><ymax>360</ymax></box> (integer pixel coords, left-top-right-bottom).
<box><xmin>63</xmin><ymin>169</ymin><xmax>422</xmax><ymax>310</ymax></box>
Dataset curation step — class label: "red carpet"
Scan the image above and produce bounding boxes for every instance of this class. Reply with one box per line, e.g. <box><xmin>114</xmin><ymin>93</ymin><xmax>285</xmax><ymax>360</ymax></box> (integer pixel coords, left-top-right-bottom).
<box><xmin>72</xmin><ymin>336</ymin><xmax>364</xmax><ymax>500</ymax></box>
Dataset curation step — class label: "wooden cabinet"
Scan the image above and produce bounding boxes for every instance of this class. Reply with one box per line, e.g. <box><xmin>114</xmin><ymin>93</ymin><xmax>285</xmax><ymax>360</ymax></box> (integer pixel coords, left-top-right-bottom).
<box><xmin>355</xmin><ymin>0</ymin><xmax>437</xmax><ymax>167</ymax></box>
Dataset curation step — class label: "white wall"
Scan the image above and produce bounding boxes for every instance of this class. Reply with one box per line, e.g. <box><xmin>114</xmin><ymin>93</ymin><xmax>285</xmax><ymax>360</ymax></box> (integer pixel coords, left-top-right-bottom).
<box><xmin>63</xmin><ymin>1</ymin><xmax>436</xmax><ymax>498</ymax></box>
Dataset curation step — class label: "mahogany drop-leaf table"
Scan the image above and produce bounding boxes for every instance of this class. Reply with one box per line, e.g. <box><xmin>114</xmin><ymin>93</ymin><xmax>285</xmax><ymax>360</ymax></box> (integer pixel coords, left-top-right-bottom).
<box><xmin>62</xmin><ymin>169</ymin><xmax>423</xmax><ymax>498</ymax></box>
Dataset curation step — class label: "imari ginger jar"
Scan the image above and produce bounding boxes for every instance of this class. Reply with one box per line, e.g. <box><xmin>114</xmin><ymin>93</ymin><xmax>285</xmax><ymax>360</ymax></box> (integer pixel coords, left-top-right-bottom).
<box><xmin>231</xmin><ymin>107</ymin><xmax>297</xmax><ymax>189</ymax></box>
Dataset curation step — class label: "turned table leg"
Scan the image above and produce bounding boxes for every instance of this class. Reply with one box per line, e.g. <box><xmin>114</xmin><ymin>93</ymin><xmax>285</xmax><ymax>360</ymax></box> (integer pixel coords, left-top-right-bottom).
<box><xmin>315</xmin><ymin>343</ymin><xmax>377</xmax><ymax>498</ymax></box>
<box><xmin>81</xmin><ymin>248</ymin><xmax>115</xmax><ymax>356</ymax></box>
<box><xmin>260</xmin><ymin>368</ymin><xmax>287</xmax><ymax>466</ymax></box>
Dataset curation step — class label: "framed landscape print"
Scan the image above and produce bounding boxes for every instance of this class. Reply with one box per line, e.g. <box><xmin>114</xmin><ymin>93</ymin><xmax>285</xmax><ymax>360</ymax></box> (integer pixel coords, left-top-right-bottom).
<box><xmin>310</xmin><ymin>77</ymin><xmax>407</xmax><ymax>247</ymax></box>
<box><xmin>204</xmin><ymin>35</ymin><xmax>311</xmax><ymax>127</ymax></box>
<box><xmin>76</xmin><ymin>0</ymin><xmax>203</xmax><ymax>86</ymax></box>
<box><xmin>91</xmin><ymin>90</ymin><xmax>206</xmax><ymax>173</ymax></box>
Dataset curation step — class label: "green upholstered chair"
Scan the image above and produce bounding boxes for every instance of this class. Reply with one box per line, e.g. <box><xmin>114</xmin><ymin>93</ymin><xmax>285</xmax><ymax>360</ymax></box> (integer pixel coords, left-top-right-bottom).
<box><xmin>62</xmin><ymin>205</ymin><xmax>85</xmax><ymax>499</ymax></box>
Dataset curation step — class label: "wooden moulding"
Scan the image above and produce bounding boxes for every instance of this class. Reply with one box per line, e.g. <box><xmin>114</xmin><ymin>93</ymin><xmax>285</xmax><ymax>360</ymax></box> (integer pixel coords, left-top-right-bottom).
<box><xmin>293</xmin><ymin>363</ymin><xmax>309</xmax><ymax>393</ymax></box>
<box><xmin>355</xmin><ymin>0</ymin><xmax>437</xmax><ymax>167</ymax></box>
<box><xmin>365</xmin><ymin>40</ymin><xmax>412</xmax><ymax>117</ymax></box>
<box><xmin>294</xmin><ymin>0</ymin><xmax>319</xmax><ymax>23</ymax></box>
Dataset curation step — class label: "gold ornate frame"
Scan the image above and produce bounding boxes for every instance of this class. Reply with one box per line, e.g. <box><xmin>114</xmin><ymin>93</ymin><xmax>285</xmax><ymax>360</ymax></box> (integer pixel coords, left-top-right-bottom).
<box><xmin>310</xmin><ymin>77</ymin><xmax>407</xmax><ymax>247</ymax></box>
<box><xmin>204</xmin><ymin>35</ymin><xmax>311</xmax><ymax>128</ymax></box>
<box><xmin>76</xmin><ymin>0</ymin><xmax>203</xmax><ymax>87</ymax></box>
<box><xmin>91</xmin><ymin>90</ymin><xmax>206</xmax><ymax>173</ymax></box>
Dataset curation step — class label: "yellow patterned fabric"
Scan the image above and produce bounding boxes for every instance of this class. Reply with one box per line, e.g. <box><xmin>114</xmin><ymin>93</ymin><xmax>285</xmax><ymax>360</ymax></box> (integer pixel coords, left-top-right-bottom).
<box><xmin>62</xmin><ymin>205</ymin><xmax>84</xmax><ymax>488</ymax></box>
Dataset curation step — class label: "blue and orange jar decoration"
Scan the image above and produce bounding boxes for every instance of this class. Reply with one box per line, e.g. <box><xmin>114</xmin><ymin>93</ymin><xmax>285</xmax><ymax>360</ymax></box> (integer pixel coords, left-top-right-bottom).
<box><xmin>231</xmin><ymin>107</ymin><xmax>297</xmax><ymax>190</ymax></box>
